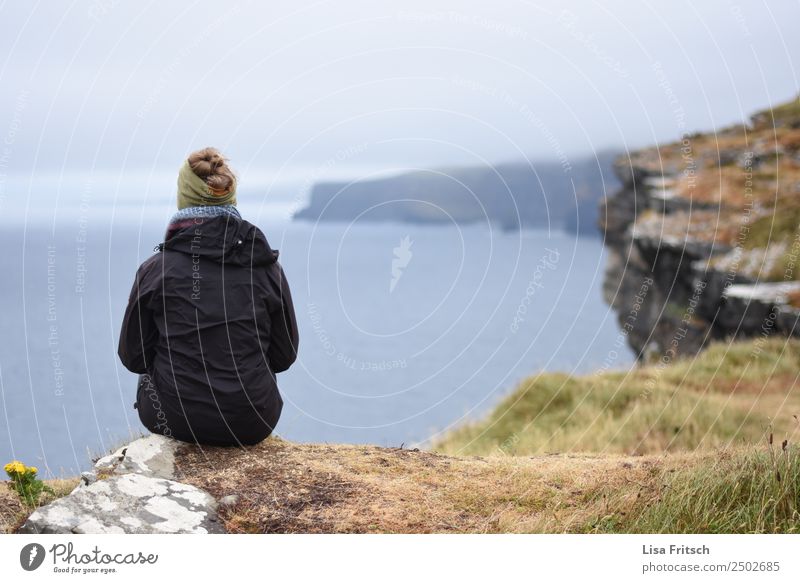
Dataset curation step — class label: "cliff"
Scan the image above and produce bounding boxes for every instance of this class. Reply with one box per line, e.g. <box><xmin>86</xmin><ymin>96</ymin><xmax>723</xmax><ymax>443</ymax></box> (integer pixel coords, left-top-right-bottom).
<box><xmin>0</xmin><ymin>435</ymin><xmax>707</xmax><ymax>534</ymax></box>
<box><xmin>6</xmin><ymin>337</ymin><xmax>798</xmax><ymax>534</ymax></box>
<box><xmin>294</xmin><ymin>152</ymin><xmax>619</xmax><ymax>234</ymax></box>
<box><xmin>599</xmin><ymin>97</ymin><xmax>800</xmax><ymax>359</ymax></box>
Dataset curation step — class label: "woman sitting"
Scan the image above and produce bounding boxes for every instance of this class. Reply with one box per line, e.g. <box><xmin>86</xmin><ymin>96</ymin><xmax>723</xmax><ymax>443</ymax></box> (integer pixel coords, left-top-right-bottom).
<box><xmin>118</xmin><ymin>147</ymin><xmax>299</xmax><ymax>446</ymax></box>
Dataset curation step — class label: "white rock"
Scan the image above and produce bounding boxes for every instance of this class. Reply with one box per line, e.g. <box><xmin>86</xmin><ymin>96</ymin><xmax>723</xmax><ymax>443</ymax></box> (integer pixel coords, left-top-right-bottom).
<box><xmin>19</xmin><ymin>474</ymin><xmax>222</xmax><ymax>534</ymax></box>
<box><xmin>724</xmin><ymin>281</ymin><xmax>800</xmax><ymax>303</ymax></box>
<box><xmin>94</xmin><ymin>434</ymin><xmax>178</xmax><ymax>479</ymax></box>
<box><xmin>114</xmin><ymin>473</ymin><xmax>169</xmax><ymax>498</ymax></box>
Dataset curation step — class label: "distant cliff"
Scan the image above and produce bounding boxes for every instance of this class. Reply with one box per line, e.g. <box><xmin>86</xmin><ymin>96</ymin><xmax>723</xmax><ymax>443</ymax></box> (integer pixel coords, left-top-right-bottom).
<box><xmin>599</xmin><ymin>97</ymin><xmax>800</xmax><ymax>360</ymax></box>
<box><xmin>294</xmin><ymin>152</ymin><xmax>619</xmax><ymax>235</ymax></box>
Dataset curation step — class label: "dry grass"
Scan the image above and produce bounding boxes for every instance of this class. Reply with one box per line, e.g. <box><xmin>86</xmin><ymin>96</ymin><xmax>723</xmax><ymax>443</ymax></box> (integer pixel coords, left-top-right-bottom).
<box><xmin>0</xmin><ymin>478</ymin><xmax>78</xmax><ymax>533</ymax></box>
<box><xmin>0</xmin><ymin>484</ymin><xmax>25</xmax><ymax>534</ymax></box>
<box><xmin>174</xmin><ymin>438</ymin><xmax>703</xmax><ymax>533</ymax></box>
<box><xmin>175</xmin><ymin>438</ymin><xmax>800</xmax><ymax>533</ymax></box>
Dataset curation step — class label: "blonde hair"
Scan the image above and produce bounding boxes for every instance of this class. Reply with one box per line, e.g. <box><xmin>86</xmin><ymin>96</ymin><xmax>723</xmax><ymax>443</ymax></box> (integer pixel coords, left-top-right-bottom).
<box><xmin>187</xmin><ymin>147</ymin><xmax>236</xmax><ymax>195</ymax></box>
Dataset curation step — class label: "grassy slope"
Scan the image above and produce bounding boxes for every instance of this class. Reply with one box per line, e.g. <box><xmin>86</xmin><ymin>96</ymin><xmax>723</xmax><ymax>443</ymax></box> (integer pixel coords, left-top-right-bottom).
<box><xmin>434</xmin><ymin>338</ymin><xmax>800</xmax><ymax>457</ymax></box>
<box><xmin>424</xmin><ymin>337</ymin><xmax>800</xmax><ymax>533</ymax></box>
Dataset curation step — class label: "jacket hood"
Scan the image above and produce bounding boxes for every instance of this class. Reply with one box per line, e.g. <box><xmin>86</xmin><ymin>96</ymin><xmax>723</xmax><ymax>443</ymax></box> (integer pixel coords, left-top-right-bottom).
<box><xmin>161</xmin><ymin>215</ymin><xmax>278</xmax><ymax>267</ymax></box>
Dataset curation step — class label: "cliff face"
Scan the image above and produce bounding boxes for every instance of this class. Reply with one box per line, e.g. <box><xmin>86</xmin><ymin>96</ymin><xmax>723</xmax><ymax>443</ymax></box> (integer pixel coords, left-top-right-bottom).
<box><xmin>599</xmin><ymin>98</ymin><xmax>800</xmax><ymax>360</ymax></box>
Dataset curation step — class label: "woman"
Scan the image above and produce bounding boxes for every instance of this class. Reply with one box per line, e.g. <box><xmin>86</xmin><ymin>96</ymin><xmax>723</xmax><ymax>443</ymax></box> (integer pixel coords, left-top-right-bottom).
<box><xmin>118</xmin><ymin>148</ymin><xmax>299</xmax><ymax>446</ymax></box>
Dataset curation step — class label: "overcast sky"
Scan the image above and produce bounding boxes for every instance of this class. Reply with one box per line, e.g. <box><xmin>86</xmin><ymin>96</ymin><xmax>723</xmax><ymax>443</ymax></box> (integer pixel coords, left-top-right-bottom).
<box><xmin>1</xmin><ymin>0</ymin><xmax>799</xmax><ymax>182</ymax></box>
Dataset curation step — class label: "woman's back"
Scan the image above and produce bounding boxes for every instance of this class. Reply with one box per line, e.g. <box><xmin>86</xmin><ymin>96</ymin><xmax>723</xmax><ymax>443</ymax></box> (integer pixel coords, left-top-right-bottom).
<box><xmin>118</xmin><ymin>149</ymin><xmax>298</xmax><ymax>446</ymax></box>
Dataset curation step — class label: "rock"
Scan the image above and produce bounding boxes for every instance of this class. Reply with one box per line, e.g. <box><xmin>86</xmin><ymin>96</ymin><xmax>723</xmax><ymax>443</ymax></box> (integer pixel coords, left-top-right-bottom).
<box><xmin>94</xmin><ymin>434</ymin><xmax>178</xmax><ymax>479</ymax></box>
<box><xmin>19</xmin><ymin>474</ymin><xmax>222</xmax><ymax>534</ymax></box>
<box><xmin>72</xmin><ymin>471</ymin><xmax>97</xmax><ymax>492</ymax></box>
<box><xmin>19</xmin><ymin>434</ymin><xmax>226</xmax><ymax>534</ymax></box>
<box><xmin>724</xmin><ymin>281</ymin><xmax>800</xmax><ymax>304</ymax></box>
<box><xmin>600</xmin><ymin>116</ymin><xmax>800</xmax><ymax>360</ymax></box>
<box><xmin>720</xmin><ymin>282</ymin><xmax>800</xmax><ymax>334</ymax></box>
<box><xmin>777</xmin><ymin>306</ymin><xmax>800</xmax><ymax>337</ymax></box>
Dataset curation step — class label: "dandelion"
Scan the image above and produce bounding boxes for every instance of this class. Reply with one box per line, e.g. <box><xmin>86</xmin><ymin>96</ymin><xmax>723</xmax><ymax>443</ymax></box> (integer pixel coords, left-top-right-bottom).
<box><xmin>4</xmin><ymin>460</ymin><xmax>26</xmax><ymax>476</ymax></box>
<box><xmin>4</xmin><ymin>460</ymin><xmax>51</xmax><ymax>506</ymax></box>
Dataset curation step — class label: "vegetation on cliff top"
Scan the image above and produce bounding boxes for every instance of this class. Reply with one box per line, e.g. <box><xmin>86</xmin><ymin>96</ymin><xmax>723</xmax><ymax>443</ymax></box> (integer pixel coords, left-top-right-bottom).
<box><xmin>171</xmin><ymin>438</ymin><xmax>800</xmax><ymax>533</ymax></box>
<box><xmin>623</xmin><ymin>95</ymin><xmax>800</xmax><ymax>281</ymax></box>
<box><xmin>4</xmin><ymin>338</ymin><xmax>798</xmax><ymax>534</ymax></box>
<box><xmin>434</xmin><ymin>338</ymin><xmax>799</xmax><ymax>457</ymax></box>
<box><xmin>172</xmin><ymin>436</ymin><xmax>800</xmax><ymax>534</ymax></box>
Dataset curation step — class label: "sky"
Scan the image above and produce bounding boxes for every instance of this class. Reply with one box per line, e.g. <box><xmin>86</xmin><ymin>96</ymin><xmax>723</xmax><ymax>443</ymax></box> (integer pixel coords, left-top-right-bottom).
<box><xmin>0</xmin><ymin>0</ymin><xmax>799</xmax><ymax>189</ymax></box>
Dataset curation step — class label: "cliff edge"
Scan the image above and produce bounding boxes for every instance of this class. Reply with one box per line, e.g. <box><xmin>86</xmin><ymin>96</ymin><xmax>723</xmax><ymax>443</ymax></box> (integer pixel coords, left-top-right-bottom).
<box><xmin>4</xmin><ymin>337</ymin><xmax>799</xmax><ymax>534</ymax></box>
<box><xmin>599</xmin><ymin>96</ymin><xmax>800</xmax><ymax>359</ymax></box>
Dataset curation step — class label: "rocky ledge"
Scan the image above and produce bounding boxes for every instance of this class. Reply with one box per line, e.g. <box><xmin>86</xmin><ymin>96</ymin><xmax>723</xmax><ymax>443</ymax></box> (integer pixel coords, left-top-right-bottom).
<box><xmin>598</xmin><ymin>98</ymin><xmax>800</xmax><ymax>359</ymax></box>
<box><xmin>19</xmin><ymin>435</ymin><xmax>224</xmax><ymax>534</ymax></box>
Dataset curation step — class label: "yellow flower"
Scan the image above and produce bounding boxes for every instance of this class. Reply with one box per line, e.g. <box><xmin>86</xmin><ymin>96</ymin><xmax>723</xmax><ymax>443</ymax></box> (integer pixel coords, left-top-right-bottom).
<box><xmin>4</xmin><ymin>461</ymin><xmax>27</xmax><ymax>475</ymax></box>
<box><xmin>27</xmin><ymin>466</ymin><xmax>38</xmax><ymax>475</ymax></box>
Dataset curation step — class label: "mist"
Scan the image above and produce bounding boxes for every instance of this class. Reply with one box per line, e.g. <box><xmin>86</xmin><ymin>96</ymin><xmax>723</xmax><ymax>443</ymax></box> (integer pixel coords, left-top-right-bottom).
<box><xmin>0</xmin><ymin>0</ymin><xmax>798</xmax><ymax>214</ymax></box>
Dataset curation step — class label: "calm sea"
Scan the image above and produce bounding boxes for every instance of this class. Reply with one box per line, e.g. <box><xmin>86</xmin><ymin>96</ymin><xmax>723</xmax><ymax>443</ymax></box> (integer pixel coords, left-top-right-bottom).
<box><xmin>0</xmin><ymin>178</ymin><xmax>633</xmax><ymax>475</ymax></box>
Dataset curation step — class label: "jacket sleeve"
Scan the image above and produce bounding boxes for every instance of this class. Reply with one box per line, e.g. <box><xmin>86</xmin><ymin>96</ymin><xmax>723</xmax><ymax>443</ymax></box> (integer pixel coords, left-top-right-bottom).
<box><xmin>118</xmin><ymin>265</ymin><xmax>158</xmax><ymax>374</ymax></box>
<box><xmin>267</xmin><ymin>263</ymin><xmax>299</xmax><ymax>373</ymax></box>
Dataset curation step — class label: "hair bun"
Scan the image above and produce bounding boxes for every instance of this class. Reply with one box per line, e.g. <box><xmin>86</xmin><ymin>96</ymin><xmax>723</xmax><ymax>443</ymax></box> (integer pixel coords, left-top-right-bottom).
<box><xmin>188</xmin><ymin>147</ymin><xmax>236</xmax><ymax>195</ymax></box>
<box><xmin>207</xmin><ymin>153</ymin><xmax>223</xmax><ymax>172</ymax></box>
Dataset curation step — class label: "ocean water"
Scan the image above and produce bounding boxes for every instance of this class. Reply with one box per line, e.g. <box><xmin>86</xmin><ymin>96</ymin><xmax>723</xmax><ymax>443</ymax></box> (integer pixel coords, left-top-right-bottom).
<box><xmin>0</xmin><ymin>194</ymin><xmax>633</xmax><ymax>475</ymax></box>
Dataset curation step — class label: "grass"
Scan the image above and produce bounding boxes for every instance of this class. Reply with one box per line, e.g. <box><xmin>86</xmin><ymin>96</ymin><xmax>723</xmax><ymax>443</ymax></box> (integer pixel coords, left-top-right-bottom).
<box><xmin>618</xmin><ymin>441</ymin><xmax>800</xmax><ymax>533</ymax></box>
<box><xmin>0</xmin><ymin>478</ymin><xmax>78</xmax><ymax>534</ymax></box>
<box><xmin>745</xmin><ymin>198</ymin><xmax>800</xmax><ymax>250</ymax></box>
<box><xmin>756</xmin><ymin>96</ymin><xmax>800</xmax><ymax>127</ymax></box>
<box><xmin>173</xmin><ymin>437</ymin><xmax>684</xmax><ymax>533</ymax></box>
<box><xmin>172</xmin><ymin>437</ymin><xmax>800</xmax><ymax>533</ymax></box>
<box><xmin>433</xmin><ymin>338</ymin><xmax>800</xmax><ymax>456</ymax></box>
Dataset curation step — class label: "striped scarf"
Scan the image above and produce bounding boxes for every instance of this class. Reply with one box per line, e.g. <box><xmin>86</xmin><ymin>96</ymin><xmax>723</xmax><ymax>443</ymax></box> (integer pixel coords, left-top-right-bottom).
<box><xmin>164</xmin><ymin>205</ymin><xmax>242</xmax><ymax>241</ymax></box>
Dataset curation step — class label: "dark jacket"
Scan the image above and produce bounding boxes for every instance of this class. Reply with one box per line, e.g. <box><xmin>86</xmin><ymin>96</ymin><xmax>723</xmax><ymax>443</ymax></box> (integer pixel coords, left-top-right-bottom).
<box><xmin>118</xmin><ymin>214</ymin><xmax>299</xmax><ymax>446</ymax></box>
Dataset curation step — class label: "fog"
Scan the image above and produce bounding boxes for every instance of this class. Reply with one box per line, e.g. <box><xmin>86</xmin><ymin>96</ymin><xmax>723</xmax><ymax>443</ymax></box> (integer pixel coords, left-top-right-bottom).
<box><xmin>1</xmin><ymin>0</ymin><xmax>798</xmax><ymax>194</ymax></box>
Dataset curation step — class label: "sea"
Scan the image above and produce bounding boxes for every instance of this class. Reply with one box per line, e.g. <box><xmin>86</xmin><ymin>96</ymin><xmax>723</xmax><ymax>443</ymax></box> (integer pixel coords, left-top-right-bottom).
<box><xmin>0</xmin><ymin>172</ymin><xmax>634</xmax><ymax>475</ymax></box>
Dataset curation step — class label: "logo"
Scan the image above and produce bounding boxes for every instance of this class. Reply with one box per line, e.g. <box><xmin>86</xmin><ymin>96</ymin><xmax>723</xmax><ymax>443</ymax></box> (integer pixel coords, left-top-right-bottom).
<box><xmin>390</xmin><ymin>236</ymin><xmax>413</xmax><ymax>293</ymax></box>
<box><xmin>20</xmin><ymin>543</ymin><xmax>46</xmax><ymax>571</ymax></box>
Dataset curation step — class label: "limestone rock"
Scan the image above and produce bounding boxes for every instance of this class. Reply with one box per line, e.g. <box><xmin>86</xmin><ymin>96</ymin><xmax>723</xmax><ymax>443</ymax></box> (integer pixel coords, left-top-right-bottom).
<box><xmin>94</xmin><ymin>434</ymin><xmax>177</xmax><ymax>479</ymax></box>
<box><xmin>19</xmin><ymin>473</ymin><xmax>222</xmax><ymax>534</ymax></box>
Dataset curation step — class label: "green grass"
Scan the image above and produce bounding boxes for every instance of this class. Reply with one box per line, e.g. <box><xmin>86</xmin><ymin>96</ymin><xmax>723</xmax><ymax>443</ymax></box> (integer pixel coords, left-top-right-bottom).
<box><xmin>760</xmin><ymin>96</ymin><xmax>800</xmax><ymax>126</ymax></box>
<box><xmin>744</xmin><ymin>199</ymin><xmax>800</xmax><ymax>250</ymax></box>
<box><xmin>434</xmin><ymin>338</ymin><xmax>800</xmax><ymax>456</ymax></box>
<box><xmin>605</xmin><ymin>443</ymin><xmax>800</xmax><ymax>533</ymax></box>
